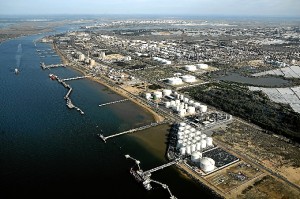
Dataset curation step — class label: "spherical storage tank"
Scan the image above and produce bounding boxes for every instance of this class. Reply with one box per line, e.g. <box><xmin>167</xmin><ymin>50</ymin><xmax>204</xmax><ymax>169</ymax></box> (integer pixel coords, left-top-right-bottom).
<box><xmin>200</xmin><ymin>157</ymin><xmax>215</xmax><ymax>172</ymax></box>
<box><xmin>191</xmin><ymin>151</ymin><xmax>202</xmax><ymax>162</ymax></box>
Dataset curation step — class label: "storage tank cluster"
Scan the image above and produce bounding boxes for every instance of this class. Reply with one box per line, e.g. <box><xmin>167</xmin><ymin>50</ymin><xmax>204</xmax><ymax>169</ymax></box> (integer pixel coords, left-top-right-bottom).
<box><xmin>176</xmin><ymin>122</ymin><xmax>213</xmax><ymax>156</ymax></box>
<box><xmin>162</xmin><ymin>93</ymin><xmax>208</xmax><ymax>116</ymax></box>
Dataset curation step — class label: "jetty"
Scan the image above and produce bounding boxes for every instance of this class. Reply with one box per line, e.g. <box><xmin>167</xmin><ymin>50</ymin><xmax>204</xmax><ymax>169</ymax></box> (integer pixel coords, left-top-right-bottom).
<box><xmin>125</xmin><ymin>154</ymin><xmax>178</xmax><ymax>199</ymax></box>
<box><xmin>98</xmin><ymin>121</ymin><xmax>168</xmax><ymax>143</ymax></box>
<box><xmin>40</xmin><ymin>62</ymin><xmax>66</xmax><ymax>70</ymax></box>
<box><xmin>61</xmin><ymin>76</ymin><xmax>89</xmax><ymax>82</ymax></box>
<box><xmin>98</xmin><ymin>99</ymin><xmax>129</xmax><ymax>107</ymax></box>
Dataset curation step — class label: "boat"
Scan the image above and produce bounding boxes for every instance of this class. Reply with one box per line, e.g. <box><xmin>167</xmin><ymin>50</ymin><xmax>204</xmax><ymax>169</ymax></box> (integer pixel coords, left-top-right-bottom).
<box><xmin>49</xmin><ymin>73</ymin><xmax>56</xmax><ymax>80</ymax></box>
<box><xmin>14</xmin><ymin>68</ymin><xmax>19</xmax><ymax>74</ymax></box>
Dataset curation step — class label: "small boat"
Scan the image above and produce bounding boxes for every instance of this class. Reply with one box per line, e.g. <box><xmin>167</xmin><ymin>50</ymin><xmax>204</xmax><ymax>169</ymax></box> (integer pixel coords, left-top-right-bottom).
<box><xmin>14</xmin><ymin>68</ymin><xmax>19</xmax><ymax>74</ymax></box>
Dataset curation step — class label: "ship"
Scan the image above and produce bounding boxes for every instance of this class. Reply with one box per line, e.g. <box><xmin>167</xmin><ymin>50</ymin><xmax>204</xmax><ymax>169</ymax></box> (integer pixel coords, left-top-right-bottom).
<box><xmin>14</xmin><ymin>68</ymin><xmax>19</xmax><ymax>74</ymax></box>
<box><xmin>49</xmin><ymin>73</ymin><xmax>56</xmax><ymax>80</ymax></box>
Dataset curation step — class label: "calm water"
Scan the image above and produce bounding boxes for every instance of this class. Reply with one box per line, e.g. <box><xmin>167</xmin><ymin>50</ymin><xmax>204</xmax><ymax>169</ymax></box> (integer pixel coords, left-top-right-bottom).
<box><xmin>0</xmin><ymin>30</ymin><xmax>215</xmax><ymax>198</ymax></box>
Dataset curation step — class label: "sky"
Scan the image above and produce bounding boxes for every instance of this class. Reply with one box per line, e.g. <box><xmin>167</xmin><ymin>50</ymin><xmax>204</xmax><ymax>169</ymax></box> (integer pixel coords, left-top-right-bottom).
<box><xmin>0</xmin><ymin>0</ymin><xmax>299</xmax><ymax>17</ymax></box>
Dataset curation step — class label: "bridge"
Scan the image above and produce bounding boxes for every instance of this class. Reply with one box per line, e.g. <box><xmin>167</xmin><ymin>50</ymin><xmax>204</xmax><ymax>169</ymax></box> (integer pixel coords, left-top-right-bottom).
<box><xmin>98</xmin><ymin>99</ymin><xmax>129</xmax><ymax>107</ymax></box>
<box><xmin>98</xmin><ymin>121</ymin><xmax>168</xmax><ymax>143</ymax></box>
<box><xmin>61</xmin><ymin>76</ymin><xmax>89</xmax><ymax>82</ymax></box>
<box><xmin>40</xmin><ymin>62</ymin><xmax>66</xmax><ymax>70</ymax></box>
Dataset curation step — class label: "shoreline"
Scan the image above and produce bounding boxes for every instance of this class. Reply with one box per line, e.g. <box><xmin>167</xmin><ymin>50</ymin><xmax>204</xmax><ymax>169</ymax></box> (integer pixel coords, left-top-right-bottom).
<box><xmin>52</xmin><ymin>43</ymin><xmax>164</xmax><ymax>123</ymax></box>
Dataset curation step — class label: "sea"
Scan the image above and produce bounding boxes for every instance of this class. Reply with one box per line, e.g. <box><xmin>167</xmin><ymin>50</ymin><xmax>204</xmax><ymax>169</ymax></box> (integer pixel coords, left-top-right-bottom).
<box><xmin>0</xmin><ymin>17</ymin><xmax>215</xmax><ymax>198</ymax></box>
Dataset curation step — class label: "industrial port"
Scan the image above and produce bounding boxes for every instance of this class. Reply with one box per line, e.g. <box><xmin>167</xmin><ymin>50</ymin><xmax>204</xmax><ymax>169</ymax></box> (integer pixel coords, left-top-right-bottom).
<box><xmin>37</xmin><ymin>17</ymin><xmax>300</xmax><ymax>199</ymax></box>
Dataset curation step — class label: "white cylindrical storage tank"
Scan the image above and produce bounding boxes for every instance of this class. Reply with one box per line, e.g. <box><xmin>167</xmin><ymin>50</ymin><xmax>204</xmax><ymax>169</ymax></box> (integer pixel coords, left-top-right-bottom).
<box><xmin>196</xmin><ymin>142</ymin><xmax>201</xmax><ymax>151</ymax></box>
<box><xmin>191</xmin><ymin>144</ymin><xmax>196</xmax><ymax>152</ymax></box>
<box><xmin>194</xmin><ymin>102</ymin><xmax>201</xmax><ymax>107</ymax></box>
<box><xmin>153</xmin><ymin>91</ymin><xmax>163</xmax><ymax>99</ymax></box>
<box><xmin>170</xmin><ymin>100</ymin><xmax>176</xmax><ymax>106</ymax></box>
<box><xmin>145</xmin><ymin>93</ymin><xmax>152</xmax><ymax>100</ymax></box>
<box><xmin>206</xmin><ymin>137</ymin><xmax>213</xmax><ymax>146</ymax></box>
<box><xmin>180</xmin><ymin>94</ymin><xmax>184</xmax><ymax>100</ymax></box>
<box><xmin>181</xmin><ymin>75</ymin><xmax>196</xmax><ymax>83</ymax></box>
<box><xmin>187</xmin><ymin>141</ymin><xmax>192</xmax><ymax>146</ymax></box>
<box><xmin>179</xmin><ymin>109</ymin><xmax>186</xmax><ymax>117</ymax></box>
<box><xmin>178</xmin><ymin>135</ymin><xmax>185</xmax><ymax>140</ymax></box>
<box><xmin>192</xmin><ymin>139</ymin><xmax>197</xmax><ymax>144</ymax></box>
<box><xmin>167</xmin><ymin>77</ymin><xmax>183</xmax><ymax>85</ymax></box>
<box><xmin>196</xmin><ymin>63</ymin><xmax>209</xmax><ymax>70</ymax></box>
<box><xmin>185</xmin><ymin>125</ymin><xmax>191</xmax><ymax>130</ymax></box>
<box><xmin>177</xmin><ymin>140</ymin><xmax>184</xmax><ymax>148</ymax></box>
<box><xmin>182</xmin><ymin>142</ymin><xmax>187</xmax><ymax>148</ymax></box>
<box><xmin>199</xmin><ymin>105</ymin><xmax>207</xmax><ymax>113</ymax></box>
<box><xmin>178</xmin><ymin>131</ymin><xmax>184</xmax><ymax>136</ymax></box>
<box><xmin>201</xmin><ymin>134</ymin><xmax>207</xmax><ymax>139</ymax></box>
<box><xmin>180</xmin><ymin>147</ymin><xmax>186</xmax><ymax>155</ymax></box>
<box><xmin>191</xmin><ymin>152</ymin><xmax>201</xmax><ymax>162</ymax></box>
<box><xmin>186</xmin><ymin>146</ymin><xmax>191</xmax><ymax>155</ymax></box>
<box><xmin>187</xmin><ymin>106</ymin><xmax>196</xmax><ymax>114</ymax></box>
<box><xmin>188</xmin><ymin>133</ymin><xmax>194</xmax><ymax>138</ymax></box>
<box><xmin>162</xmin><ymin>89</ymin><xmax>172</xmax><ymax>96</ymax></box>
<box><xmin>195</xmin><ymin>136</ymin><xmax>201</xmax><ymax>141</ymax></box>
<box><xmin>201</xmin><ymin>139</ymin><xmax>207</xmax><ymax>149</ymax></box>
<box><xmin>185</xmin><ymin>65</ymin><xmax>197</xmax><ymax>72</ymax></box>
<box><xmin>178</xmin><ymin>126</ymin><xmax>185</xmax><ymax>131</ymax></box>
<box><xmin>184</xmin><ymin>103</ymin><xmax>189</xmax><ymax>109</ymax></box>
<box><xmin>165</xmin><ymin>101</ymin><xmax>171</xmax><ymax>108</ymax></box>
<box><xmin>179</xmin><ymin>122</ymin><xmax>186</xmax><ymax>127</ymax></box>
<box><xmin>175</xmin><ymin>99</ymin><xmax>180</xmax><ymax>105</ymax></box>
<box><xmin>184</xmin><ymin>98</ymin><xmax>189</xmax><ymax>103</ymax></box>
<box><xmin>196</xmin><ymin>131</ymin><xmax>201</xmax><ymax>135</ymax></box>
<box><xmin>190</xmin><ymin>127</ymin><xmax>196</xmax><ymax>133</ymax></box>
<box><xmin>184</xmin><ymin>129</ymin><xmax>190</xmax><ymax>135</ymax></box>
<box><xmin>200</xmin><ymin>157</ymin><xmax>215</xmax><ymax>172</ymax></box>
<box><xmin>189</xmin><ymin>100</ymin><xmax>194</xmax><ymax>105</ymax></box>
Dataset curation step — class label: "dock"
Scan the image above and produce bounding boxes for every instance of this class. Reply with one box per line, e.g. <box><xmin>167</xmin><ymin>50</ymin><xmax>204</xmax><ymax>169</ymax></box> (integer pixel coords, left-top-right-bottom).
<box><xmin>61</xmin><ymin>76</ymin><xmax>89</xmax><ymax>82</ymax></box>
<box><xmin>125</xmin><ymin>154</ymin><xmax>178</xmax><ymax>199</ymax></box>
<box><xmin>98</xmin><ymin>121</ymin><xmax>168</xmax><ymax>143</ymax></box>
<box><xmin>98</xmin><ymin>99</ymin><xmax>129</xmax><ymax>107</ymax></box>
<box><xmin>40</xmin><ymin>62</ymin><xmax>67</xmax><ymax>70</ymax></box>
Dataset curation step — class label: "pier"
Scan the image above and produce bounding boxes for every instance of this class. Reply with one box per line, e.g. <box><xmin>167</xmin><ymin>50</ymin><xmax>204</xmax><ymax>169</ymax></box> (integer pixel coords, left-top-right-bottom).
<box><xmin>125</xmin><ymin>154</ymin><xmax>178</xmax><ymax>199</ymax></box>
<box><xmin>61</xmin><ymin>76</ymin><xmax>89</xmax><ymax>82</ymax></box>
<box><xmin>98</xmin><ymin>99</ymin><xmax>129</xmax><ymax>107</ymax></box>
<box><xmin>40</xmin><ymin>62</ymin><xmax>66</xmax><ymax>70</ymax></box>
<box><xmin>143</xmin><ymin>161</ymin><xmax>177</xmax><ymax>176</ymax></box>
<box><xmin>98</xmin><ymin>121</ymin><xmax>168</xmax><ymax>143</ymax></box>
<box><xmin>51</xmin><ymin>75</ymin><xmax>85</xmax><ymax>115</ymax></box>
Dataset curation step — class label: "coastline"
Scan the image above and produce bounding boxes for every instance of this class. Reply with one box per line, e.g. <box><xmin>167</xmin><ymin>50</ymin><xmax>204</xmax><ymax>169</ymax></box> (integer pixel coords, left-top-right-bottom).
<box><xmin>52</xmin><ymin>43</ymin><xmax>164</xmax><ymax>123</ymax></box>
